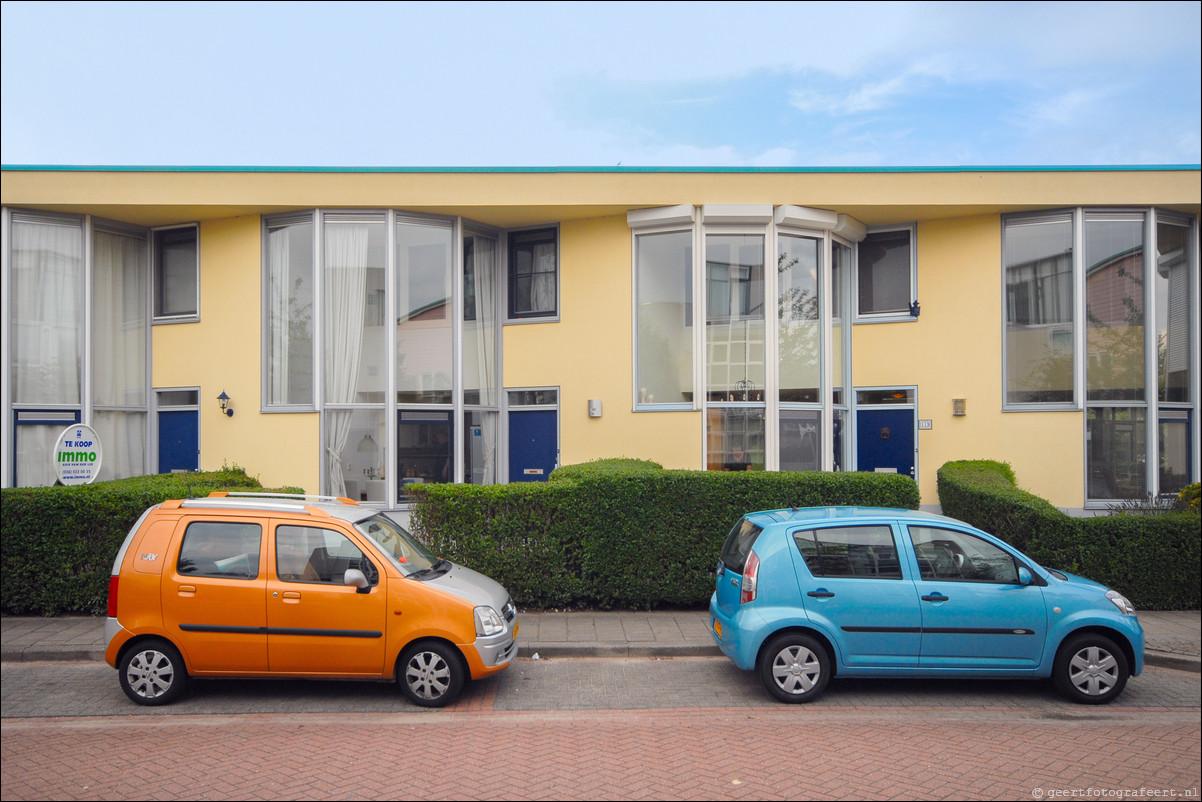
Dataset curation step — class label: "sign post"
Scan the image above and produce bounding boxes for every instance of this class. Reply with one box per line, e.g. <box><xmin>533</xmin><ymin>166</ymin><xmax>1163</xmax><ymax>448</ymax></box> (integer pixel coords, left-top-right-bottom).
<box><xmin>54</xmin><ymin>424</ymin><xmax>103</xmax><ymax>485</ymax></box>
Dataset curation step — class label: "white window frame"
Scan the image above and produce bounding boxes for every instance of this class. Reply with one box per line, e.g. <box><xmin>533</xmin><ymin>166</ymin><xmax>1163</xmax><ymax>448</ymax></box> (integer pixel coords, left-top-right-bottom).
<box><xmin>854</xmin><ymin>223</ymin><xmax>917</xmax><ymax>323</ymax></box>
<box><xmin>151</xmin><ymin>223</ymin><xmax>200</xmax><ymax>323</ymax></box>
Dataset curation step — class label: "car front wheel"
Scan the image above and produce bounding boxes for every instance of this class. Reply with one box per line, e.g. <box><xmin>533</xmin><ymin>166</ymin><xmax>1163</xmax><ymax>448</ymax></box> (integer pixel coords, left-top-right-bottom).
<box><xmin>118</xmin><ymin>639</ymin><xmax>188</xmax><ymax>706</ymax></box>
<box><xmin>758</xmin><ymin>633</ymin><xmax>830</xmax><ymax>703</ymax></box>
<box><xmin>398</xmin><ymin>641</ymin><xmax>465</xmax><ymax>707</ymax></box>
<box><xmin>1053</xmin><ymin>633</ymin><xmax>1129</xmax><ymax>704</ymax></box>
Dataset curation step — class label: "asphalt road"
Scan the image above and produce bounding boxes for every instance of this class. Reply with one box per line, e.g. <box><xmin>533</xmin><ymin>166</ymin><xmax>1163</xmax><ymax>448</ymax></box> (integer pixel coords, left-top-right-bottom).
<box><xmin>3</xmin><ymin>657</ymin><xmax>1199</xmax><ymax>800</ymax></box>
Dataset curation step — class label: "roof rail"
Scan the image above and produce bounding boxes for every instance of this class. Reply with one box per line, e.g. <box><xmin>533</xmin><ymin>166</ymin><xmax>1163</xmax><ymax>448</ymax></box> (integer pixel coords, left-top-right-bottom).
<box><xmin>206</xmin><ymin>492</ymin><xmax>359</xmax><ymax>505</ymax></box>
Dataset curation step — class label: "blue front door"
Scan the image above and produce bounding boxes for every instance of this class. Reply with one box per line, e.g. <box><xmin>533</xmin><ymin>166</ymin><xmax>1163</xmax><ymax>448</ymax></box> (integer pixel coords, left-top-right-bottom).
<box><xmin>508</xmin><ymin>410</ymin><xmax>557</xmax><ymax>482</ymax></box>
<box><xmin>158</xmin><ymin>410</ymin><xmax>199</xmax><ymax>473</ymax></box>
<box><xmin>856</xmin><ymin>408</ymin><xmax>915</xmax><ymax>478</ymax></box>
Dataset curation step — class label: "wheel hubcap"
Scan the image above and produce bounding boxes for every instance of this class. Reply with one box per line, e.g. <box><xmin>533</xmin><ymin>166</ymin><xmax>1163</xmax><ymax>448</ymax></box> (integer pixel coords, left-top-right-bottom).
<box><xmin>1068</xmin><ymin>646</ymin><xmax>1118</xmax><ymax>696</ymax></box>
<box><xmin>772</xmin><ymin>645</ymin><xmax>820</xmax><ymax>695</ymax></box>
<box><xmin>406</xmin><ymin>652</ymin><xmax>450</xmax><ymax>700</ymax></box>
<box><xmin>126</xmin><ymin>649</ymin><xmax>174</xmax><ymax>699</ymax></box>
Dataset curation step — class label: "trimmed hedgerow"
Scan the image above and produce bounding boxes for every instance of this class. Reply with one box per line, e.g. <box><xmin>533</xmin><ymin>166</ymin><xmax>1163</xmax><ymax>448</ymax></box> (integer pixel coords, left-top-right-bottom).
<box><xmin>1</xmin><ymin>468</ymin><xmax>302</xmax><ymax>616</ymax></box>
<box><xmin>410</xmin><ymin>460</ymin><xmax>920</xmax><ymax>610</ymax></box>
<box><xmin>937</xmin><ymin>460</ymin><xmax>1199</xmax><ymax>610</ymax></box>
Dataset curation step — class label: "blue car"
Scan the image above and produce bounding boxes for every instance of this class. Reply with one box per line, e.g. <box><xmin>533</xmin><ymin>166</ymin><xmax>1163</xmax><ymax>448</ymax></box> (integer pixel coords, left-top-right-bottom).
<box><xmin>710</xmin><ymin>507</ymin><xmax>1143</xmax><ymax>704</ymax></box>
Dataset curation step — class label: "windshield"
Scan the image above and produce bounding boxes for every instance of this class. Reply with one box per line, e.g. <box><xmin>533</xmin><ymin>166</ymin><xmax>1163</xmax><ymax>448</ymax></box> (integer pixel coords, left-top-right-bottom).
<box><xmin>354</xmin><ymin>514</ymin><xmax>445</xmax><ymax>578</ymax></box>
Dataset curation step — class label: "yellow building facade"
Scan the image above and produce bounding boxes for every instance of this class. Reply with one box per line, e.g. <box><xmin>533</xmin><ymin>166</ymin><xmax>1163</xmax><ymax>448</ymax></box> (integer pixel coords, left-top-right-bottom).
<box><xmin>3</xmin><ymin>166</ymin><xmax>1198</xmax><ymax>510</ymax></box>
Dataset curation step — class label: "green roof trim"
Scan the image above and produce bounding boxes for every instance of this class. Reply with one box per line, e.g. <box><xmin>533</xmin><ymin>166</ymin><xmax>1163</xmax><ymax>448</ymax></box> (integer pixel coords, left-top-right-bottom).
<box><xmin>3</xmin><ymin>164</ymin><xmax>1200</xmax><ymax>174</ymax></box>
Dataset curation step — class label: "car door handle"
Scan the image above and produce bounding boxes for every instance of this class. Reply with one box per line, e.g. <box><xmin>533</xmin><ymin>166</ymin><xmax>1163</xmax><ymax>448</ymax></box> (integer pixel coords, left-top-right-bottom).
<box><xmin>922</xmin><ymin>593</ymin><xmax>949</xmax><ymax>602</ymax></box>
<box><xmin>807</xmin><ymin>590</ymin><xmax>835</xmax><ymax>598</ymax></box>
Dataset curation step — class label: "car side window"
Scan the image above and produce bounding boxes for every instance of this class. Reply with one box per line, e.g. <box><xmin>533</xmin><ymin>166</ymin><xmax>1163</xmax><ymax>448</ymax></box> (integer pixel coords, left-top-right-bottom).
<box><xmin>793</xmin><ymin>525</ymin><xmax>902</xmax><ymax>579</ymax></box>
<box><xmin>276</xmin><ymin>525</ymin><xmax>376</xmax><ymax>586</ymax></box>
<box><xmin>908</xmin><ymin>526</ymin><xmax>1019</xmax><ymax>584</ymax></box>
<box><xmin>177</xmin><ymin>522</ymin><xmax>262</xmax><ymax>579</ymax></box>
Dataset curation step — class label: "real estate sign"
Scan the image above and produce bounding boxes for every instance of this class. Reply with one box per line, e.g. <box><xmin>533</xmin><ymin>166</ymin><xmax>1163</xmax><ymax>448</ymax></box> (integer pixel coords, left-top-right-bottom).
<box><xmin>54</xmin><ymin>424</ymin><xmax>103</xmax><ymax>485</ymax></box>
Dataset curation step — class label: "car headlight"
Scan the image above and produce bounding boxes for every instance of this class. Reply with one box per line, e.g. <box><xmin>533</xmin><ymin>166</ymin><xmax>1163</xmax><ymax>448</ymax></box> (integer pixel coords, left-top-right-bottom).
<box><xmin>474</xmin><ymin>605</ymin><xmax>506</xmax><ymax>637</ymax></box>
<box><xmin>1106</xmin><ymin>590</ymin><xmax>1136</xmax><ymax>616</ymax></box>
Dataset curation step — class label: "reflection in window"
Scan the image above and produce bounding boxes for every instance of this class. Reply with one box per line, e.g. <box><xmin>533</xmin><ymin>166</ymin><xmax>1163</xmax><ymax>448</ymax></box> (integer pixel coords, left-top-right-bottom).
<box><xmin>707</xmin><ymin>234</ymin><xmax>765</xmax><ymax>402</ymax></box>
<box><xmin>265</xmin><ymin>217</ymin><xmax>314</xmax><ymax>407</ymax></box>
<box><xmin>780</xmin><ymin>409</ymin><xmax>821</xmax><ymax>471</ymax></box>
<box><xmin>636</xmin><ymin>230</ymin><xmax>693</xmax><ymax>405</ymax></box>
<box><xmin>1005</xmin><ymin>216</ymin><xmax>1075</xmax><ymax>404</ymax></box>
<box><xmin>1156</xmin><ymin>220</ymin><xmax>1192</xmax><ymax>404</ymax></box>
<box><xmin>1086</xmin><ymin>215</ymin><xmax>1145</xmax><ymax>402</ymax></box>
<box><xmin>778</xmin><ymin>234</ymin><xmax>820</xmax><ymax>403</ymax></box>
<box><xmin>1087</xmin><ymin>407</ymin><xmax>1147</xmax><ymax>500</ymax></box>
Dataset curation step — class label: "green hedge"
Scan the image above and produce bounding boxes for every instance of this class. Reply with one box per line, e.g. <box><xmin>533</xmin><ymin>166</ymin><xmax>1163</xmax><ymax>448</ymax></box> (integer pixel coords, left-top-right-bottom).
<box><xmin>937</xmin><ymin>460</ymin><xmax>1199</xmax><ymax>610</ymax></box>
<box><xmin>1</xmin><ymin>468</ymin><xmax>301</xmax><ymax>616</ymax></box>
<box><xmin>410</xmin><ymin>460</ymin><xmax>920</xmax><ymax>609</ymax></box>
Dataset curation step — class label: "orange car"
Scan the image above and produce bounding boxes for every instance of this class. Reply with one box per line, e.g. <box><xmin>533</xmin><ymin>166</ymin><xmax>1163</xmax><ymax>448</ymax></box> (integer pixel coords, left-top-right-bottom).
<box><xmin>104</xmin><ymin>493</ymin><xmax>518</xmax><ymax>707</ymax></box>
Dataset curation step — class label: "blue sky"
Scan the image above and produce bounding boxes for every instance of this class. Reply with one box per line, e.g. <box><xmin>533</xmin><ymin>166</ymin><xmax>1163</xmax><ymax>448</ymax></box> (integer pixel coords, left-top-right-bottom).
<box><xmin>2</xmin><ymin>0</ymin><xmax>1199</xmax><ymax>167</ymax></box>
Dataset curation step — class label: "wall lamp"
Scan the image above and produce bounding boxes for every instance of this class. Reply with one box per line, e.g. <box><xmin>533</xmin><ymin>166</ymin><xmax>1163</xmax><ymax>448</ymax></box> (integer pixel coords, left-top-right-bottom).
<box><xmin>217</xmin><ymin>390</ymin><xmax>234</xmax><ymax>417</ymax></box>
<box><xmin>910</xmin><ymin>300</ymin><xmax>921</xmax><ymax>318</ymax></box>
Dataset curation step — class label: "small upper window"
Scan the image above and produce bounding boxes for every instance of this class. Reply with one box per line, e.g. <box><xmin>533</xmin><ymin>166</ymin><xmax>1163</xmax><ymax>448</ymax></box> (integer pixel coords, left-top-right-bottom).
<box><xmin>154</xmin><ymin>226</ymin><xmax>199</xmax><ymax>321</ymax></box>
<box><xmin>856</xmin><ymin>227</ymin><xmax>914</xmax><ymax>319</ymax></box>
<box><xmin>507</xmin><ymin>227</ymin><xmax>557</xmax><ymax>321</ymax></box>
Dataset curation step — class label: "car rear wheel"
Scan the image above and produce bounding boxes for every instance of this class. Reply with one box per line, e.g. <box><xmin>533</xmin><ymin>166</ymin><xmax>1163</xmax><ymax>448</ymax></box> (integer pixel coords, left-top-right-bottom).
<box><xmin>1053</xmin><ymin>633</ymin><xmax>1129</xmax><ymax>704</ymax></box>
<box><xmin>398</xmin><ymin>641</ymin><xmax>465</xmax><ymax>707</ymax></box>
<box><xmin>758</xmin><ymin>633</ymin><xmax>830</xmax><ymax>703</ymax></box>
<box><xmin>118</xmin><ymin>639</ymin><xmax>188</xmax><ymax>706</ymax></box>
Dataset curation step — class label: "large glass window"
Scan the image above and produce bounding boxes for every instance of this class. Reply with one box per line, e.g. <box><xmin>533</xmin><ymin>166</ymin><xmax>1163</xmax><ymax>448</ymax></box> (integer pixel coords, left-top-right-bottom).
<box><xmin>857</xmin><ymin>227</ymin><xmax>913</xmax><ymax>317</ymax></box>
<box><xmin>1004</xmin><ymin>215</ymin><xmax>1075</xmax><ymax>405</ymax></box>
<box><xmin>464</xmin><ymin>232</ymin><xmax>499</xmax><ymax>407</ymax></box>
<box><xmin>265</xmin><ymin>216</ymin><xmax>314</xmax><ymax>407</ymax></box>
<box><xmin>153</xmin><ymin>226</ymin><xmax>198</xmax><ymax>321</ymax></box>
<box><xmin>10</xmin><ymin>215</ymin><xmax>83</xmax><ymax>406</ymax></box>
<box><xmin>1086</xmin><ymin>214</ymin><xmax>1145</xmax><ymax>402</ymax></box>
<box><xmin>778</xmin><ymin>234</ymin><xmax>820</xmax><ymax>403</ymax></box>
<box><xmin>1156</xmin><ymin>219</ymin><xmax>1192</xmax><ymax>404</ymax></box>
<box><xmin>706</xmin><ymin>233</ymin><xmax>765</xmax><ymax>402</ymax></box>
<box><xmin>396</xmin><ymin>219</ymin><xmax>453</xmax><ymax>404</ymax></box>
<box><xmin>707</xmin><ymin>407</ymin><xmax>765</xmax><ymax>471</ymax></box>
<box><xmin>323</xmin><ymin>215</ymin><xmax>386</xmax><ymax>406</ymax></box>
<box><xmin>635</xmin><ymin>230</ymin><xmax>693</xmax><ymax>406</ymax></box>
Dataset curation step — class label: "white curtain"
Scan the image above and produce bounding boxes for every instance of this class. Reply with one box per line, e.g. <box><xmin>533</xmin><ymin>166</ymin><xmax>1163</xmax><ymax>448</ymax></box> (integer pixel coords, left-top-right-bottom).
<box><xmin>11</xmin><ymin>220</ymin><xmax>83</xmax><ymax>405</ymax></box>
<box><xmin>532</xmin><ymin>242</ymin><xmax>556</xmax><ymax>313</ymax></box>
<box><xmin>467</xmin><ymin>236</ymin><xmax>497</xmax><ymax>406</ymax></box>
<box><xmin>94</xmin><ymin>410</ymin><xmax>146</xmax><ymax>481</ymax></box>
<box><xmin>93</xmin><ymin>230</ymin><xmax>147</xmax><ymax>407</ymax></box>
<box><xmin>323</xmin><ymin>224</ymin><xmax>369</xmax><ymax>497</ymax></box>
<box><xmin>268</xmin><ymin>227</ymin><xmax>291</xmax><ymax>405</ymax></box>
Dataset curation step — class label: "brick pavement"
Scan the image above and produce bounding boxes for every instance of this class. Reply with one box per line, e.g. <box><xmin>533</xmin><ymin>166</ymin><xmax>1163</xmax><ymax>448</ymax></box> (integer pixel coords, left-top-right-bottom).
<box><xmin>3</xmin><ymin>706</ymin><xmax>1199</xmax><ymax>800</ymax></box>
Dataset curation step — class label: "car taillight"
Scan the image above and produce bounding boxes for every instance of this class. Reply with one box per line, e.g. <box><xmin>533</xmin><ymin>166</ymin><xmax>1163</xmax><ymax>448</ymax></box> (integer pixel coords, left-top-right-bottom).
<box><xmin>107</xmin><ymin>575</ymin><xmax>119</xmax><ymax>618</ymax></box>
<box><xmin>740</xmin><ymin>551</ymin><xmax>759</xmax><ymax>604</ymax></box>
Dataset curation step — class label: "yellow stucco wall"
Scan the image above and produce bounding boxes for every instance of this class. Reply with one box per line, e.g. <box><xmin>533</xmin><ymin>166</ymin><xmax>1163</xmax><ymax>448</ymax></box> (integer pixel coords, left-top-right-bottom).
<box><xmin>503</xmin><ymin>216</ymin><xmax>703</xmax><ymax>470</ymax></box>
<box><xmin>151</xmin><ymin>216</ymin><xmax>319</xmax><ymax>493</ymax></box>
<box><xmin>852</xmin><ymin>215</ymin><xmax>1084</xmax><ymax>507</ymax></box>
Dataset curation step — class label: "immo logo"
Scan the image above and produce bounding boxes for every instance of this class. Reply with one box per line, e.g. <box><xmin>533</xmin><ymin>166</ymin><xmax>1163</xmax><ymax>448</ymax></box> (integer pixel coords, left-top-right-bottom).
<box><xmin>54</xmin><ymin>425</ymin><xmax>103</xmax><ymax>485</ymax></box>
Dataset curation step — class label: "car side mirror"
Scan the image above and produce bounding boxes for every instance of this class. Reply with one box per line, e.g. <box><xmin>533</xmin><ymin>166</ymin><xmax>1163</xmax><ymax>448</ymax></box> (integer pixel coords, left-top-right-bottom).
<box><xmin>344</xmin><ymin>568</ymin><xmax>370</xmax><ymax>593</ymax></box>
<box><xmin>1017</xmin><ymin>566</ymin><xmax>1033</xmax><ymax>586</ymax></box>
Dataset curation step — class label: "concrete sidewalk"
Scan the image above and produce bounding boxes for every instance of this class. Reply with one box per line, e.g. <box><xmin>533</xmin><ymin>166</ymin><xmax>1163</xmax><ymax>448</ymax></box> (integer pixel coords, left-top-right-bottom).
<box><xmin>2</xmin><ymin>609</ymin><xmax>1198</xmax><ymax>671</ymax></box>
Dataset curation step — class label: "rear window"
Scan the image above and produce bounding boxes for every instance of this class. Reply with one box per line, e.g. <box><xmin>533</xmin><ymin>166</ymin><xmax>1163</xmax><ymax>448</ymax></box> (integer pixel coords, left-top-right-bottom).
<box><xmin>719</xmin><ymin>518</ymin><xmax>763</xmax><ymax>574</ymax></box>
